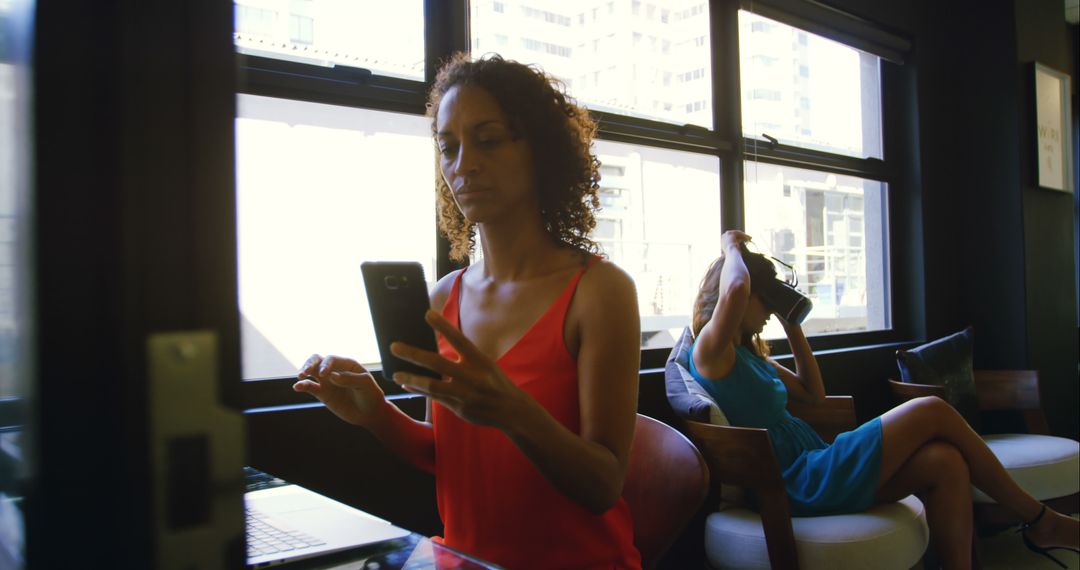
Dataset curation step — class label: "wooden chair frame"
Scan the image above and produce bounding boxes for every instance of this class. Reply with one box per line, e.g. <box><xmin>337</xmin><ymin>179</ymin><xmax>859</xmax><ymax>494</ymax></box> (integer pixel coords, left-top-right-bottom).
<box><xmin>682</xmin><ymin>396</ymin><xmax>858</xmax><ymax>570</ymax></box>
<box><xmin>889</xmin><ymin>370</ymin><xmax>1079</xmax><ymax>528</ymax></box>
<box><xmin>624</xmin><ymin>414</ymin><xmax>710</xmax><ymax>569</ymax></box>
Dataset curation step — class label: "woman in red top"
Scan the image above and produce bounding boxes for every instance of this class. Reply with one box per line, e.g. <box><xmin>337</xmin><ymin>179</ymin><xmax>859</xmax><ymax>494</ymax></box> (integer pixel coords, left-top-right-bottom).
<box><xmin>294</xmin><ymin>53</ymin><xmax>642</xmax><ymax>570</ymax></box>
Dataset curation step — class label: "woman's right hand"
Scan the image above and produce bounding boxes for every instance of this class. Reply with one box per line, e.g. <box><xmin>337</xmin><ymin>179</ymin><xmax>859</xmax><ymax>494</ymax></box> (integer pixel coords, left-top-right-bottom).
<box><xmin>722</xmin><ymin>229</ymin><xmax>752</xmax><ymax>253</ymax></box>
<box><xmin>293</xmin><ymin>355</ymin><xmax>388</xmax><ymax>427</ymax></box>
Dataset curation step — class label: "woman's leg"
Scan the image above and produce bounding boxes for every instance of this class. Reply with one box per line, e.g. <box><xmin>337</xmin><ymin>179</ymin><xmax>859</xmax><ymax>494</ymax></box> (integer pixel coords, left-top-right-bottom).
<box><xmin>876</xmin><ymin>396</ymin><xmax>1079</xmax><ymax>550</ymax></box>
<box><xmin>875</xmin><ymin>441</ymin><xmax>972</xmax><ymax>569</ymax></box>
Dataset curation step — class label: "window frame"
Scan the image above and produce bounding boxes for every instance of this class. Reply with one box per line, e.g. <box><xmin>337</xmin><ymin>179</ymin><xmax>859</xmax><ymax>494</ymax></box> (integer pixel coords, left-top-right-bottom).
<box><xmin>234</xmin><ymin>0</ymin><xmax>915</xmax><ymax>404</ymax></box>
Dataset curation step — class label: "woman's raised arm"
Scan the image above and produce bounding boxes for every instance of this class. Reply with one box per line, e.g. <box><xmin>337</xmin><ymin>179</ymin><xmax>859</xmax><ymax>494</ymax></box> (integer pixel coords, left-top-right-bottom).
<box><xmin>693</xmin><ymin>230</ymin><xmax>753</xmax><ymax>379</ymax></box>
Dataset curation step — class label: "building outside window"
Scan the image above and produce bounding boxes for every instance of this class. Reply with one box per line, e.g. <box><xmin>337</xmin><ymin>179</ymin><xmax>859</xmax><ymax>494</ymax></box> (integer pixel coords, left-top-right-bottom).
<box><xmin>233</xmin><ymin>0</ymin><xmax>424</xmax><ymax>80</ymax></box>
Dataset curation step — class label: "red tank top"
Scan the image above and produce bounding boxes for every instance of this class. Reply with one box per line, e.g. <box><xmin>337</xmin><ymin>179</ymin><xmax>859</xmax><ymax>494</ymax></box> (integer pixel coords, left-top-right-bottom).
<box><xmin>433</xmin><ymin>258</ymin><xmax>641</xmax><ymax>570</ymax></box>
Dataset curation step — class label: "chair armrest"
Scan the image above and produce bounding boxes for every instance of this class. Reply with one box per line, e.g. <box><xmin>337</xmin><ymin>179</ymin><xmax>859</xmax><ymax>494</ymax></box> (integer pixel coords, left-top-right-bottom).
<box><xmin>683</xmin><ymin>421</ymin><xmax>783</xmax><ymax>490</ymax></box>
<box><xmin>888</xmin><ymin>378</ymin><xmax>946</xmax><ymax>404</ymax></box>
<box><xmin>788</xmin><ymin>395</ymin><xmax>857</xmax><ymax>443</ymax></box>
<box><xmin>974</xmin><ymin>370</ymin><xmax>1049</xmax><ymax>434</ymax></box>
<box><xmin>682</xmin><ymin>420</ymin><xmax>800</xmax><ymax>570</ymax></box>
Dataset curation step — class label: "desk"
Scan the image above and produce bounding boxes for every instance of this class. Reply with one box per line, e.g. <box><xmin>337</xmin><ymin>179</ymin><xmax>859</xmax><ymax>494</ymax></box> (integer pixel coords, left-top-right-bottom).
<box><xmin>280</xmin><ymin>532</ymin><xmax>502</xmax><ymax>570</ymax></box>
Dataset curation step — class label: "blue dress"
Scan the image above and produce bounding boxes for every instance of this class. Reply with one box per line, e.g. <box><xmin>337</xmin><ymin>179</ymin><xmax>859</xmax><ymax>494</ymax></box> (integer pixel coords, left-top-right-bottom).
<box><xmin>689</xmin><ymin>343</ymin><xmax>883</xmax><ymax>516</ymax></box>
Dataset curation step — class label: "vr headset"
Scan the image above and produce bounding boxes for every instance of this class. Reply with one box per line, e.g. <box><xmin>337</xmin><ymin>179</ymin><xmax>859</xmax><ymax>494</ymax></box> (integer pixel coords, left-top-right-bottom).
<box><xmin>757</xmin><ymin>276</ymin><xmax>814</xmax><ymax>325</ymax></box>
<box><xmin>743</xmin><ymin>245</ymin><xmax>814</xmax><ymax>325</ymax></box>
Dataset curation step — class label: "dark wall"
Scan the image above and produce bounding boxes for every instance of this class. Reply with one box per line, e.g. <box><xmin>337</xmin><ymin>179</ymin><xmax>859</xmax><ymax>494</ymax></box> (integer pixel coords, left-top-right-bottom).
<box><xmin>917</xmin><ymin>0</ymin><xmax>1033</xmax><ymax>369</ymax></box>
<box><xmin>1014</xmin><ymin>0</ymin><xmax>1080</xmax><ymax>439</ymax></box>
<box><xmin>908</xmin><ymin>0</ymin><xmax>1078</xmax><ymax>437</ymax></box>
<box><xmin>838</xmin><ymin>0</ymin><xmax>1078</xmax><ymax>437</ymax></box>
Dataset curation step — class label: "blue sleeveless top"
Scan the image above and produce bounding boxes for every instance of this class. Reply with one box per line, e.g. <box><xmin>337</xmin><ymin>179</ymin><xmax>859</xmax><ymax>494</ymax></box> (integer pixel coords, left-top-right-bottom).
<box><xmin>689</xmin><ymin>344</ymin><xmax>883</xmax><ymax>516</ymax></box>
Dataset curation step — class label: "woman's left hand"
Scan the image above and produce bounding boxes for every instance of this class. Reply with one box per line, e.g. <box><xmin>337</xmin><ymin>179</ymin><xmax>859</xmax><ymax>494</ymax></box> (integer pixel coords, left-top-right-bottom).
<box><xmin>774</xmin><ymin>312</ymin><xmax>795</xmax><ymax>330</ymax></box>
<box><xmin>389</xmin><ymin>309</ymin><xmax>530</xmax><ymax>429</ymax></box>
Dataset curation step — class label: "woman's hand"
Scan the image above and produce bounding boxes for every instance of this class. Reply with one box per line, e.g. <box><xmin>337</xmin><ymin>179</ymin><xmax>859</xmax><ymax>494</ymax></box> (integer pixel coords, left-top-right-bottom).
<box><xmin>389</xmin><ymin>309</ymin><xmax>531</xmax><ymax>430</ymax></box>
<box><xmin>769</xmin><ymin>316</ymin><xmax>826</xmax><ymax>405</ymax></box>
<box><xmin>774</xmin><ymin>311</ymin><xmax>797</xmax><ymax>330</ymax></box>
<box><xmin>293</xmin><ymin>355</ymin><xmax>388</xmax><ymax>427</ymax></box>
<box><xmin>721</xmin><ymin>229</ymin><xmax>752</xmax><ymax>253</ymax></box>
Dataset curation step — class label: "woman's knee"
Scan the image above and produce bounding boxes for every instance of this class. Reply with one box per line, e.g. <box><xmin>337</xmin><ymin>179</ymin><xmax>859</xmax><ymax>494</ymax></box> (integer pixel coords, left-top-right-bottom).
<box><xmin>919</xmin><ymin>442</ymin><xmax>970</xmax><ymax>486</ymax></box>
<box><xmin>913</xmin><ymin>395</ymin><xmax>951</xmax><ymax>413</ymax></box>
<box><xmin>906</xmin><ymin>396</ymin><xmax>957</xmax><ymax>429</ymax></box>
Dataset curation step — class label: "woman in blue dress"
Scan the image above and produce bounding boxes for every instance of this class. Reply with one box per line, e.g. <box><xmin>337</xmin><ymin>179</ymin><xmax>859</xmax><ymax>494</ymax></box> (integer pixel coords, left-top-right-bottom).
<box><xmin>690</xmin><ymin>230</ymin><xmax>1079</xmax><ymax>569</ymax></box>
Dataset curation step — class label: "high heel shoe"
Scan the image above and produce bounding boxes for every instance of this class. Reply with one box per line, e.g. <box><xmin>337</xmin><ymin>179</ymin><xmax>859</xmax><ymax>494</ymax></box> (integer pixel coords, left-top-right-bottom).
<box><xmin>1017</xmin><ymin>504</ymin><xmax>1079</xmax><ymax>569</ymax></box>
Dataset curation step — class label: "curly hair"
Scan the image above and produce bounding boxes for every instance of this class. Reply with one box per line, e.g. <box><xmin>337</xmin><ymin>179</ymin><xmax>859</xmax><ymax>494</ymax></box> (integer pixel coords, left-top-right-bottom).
<box><xmin>691</xmin><ymin>248</ymin><xmax>778</xmax><ymax>357</ymax></box>
<box><xmin>426</xmin><ymin>52</ymin><xmax>602</xmax><ymax>261</ymax></box>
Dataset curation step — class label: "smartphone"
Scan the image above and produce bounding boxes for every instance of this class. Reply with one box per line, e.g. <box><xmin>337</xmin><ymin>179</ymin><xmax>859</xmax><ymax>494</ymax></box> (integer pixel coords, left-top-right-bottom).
<box><xmin>361</xmin><ymin>261</ymin><xmax>440</xmax><ymax>381</ymax></box>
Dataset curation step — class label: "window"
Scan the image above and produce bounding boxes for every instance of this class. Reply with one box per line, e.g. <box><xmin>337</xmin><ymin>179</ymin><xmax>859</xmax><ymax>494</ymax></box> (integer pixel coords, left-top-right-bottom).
<box><xmin>739</xmin><ymin>10</ymin><xmax>891</xmax><ymax>339</ymax></box>
<box><xmin>740</xmin><ymin>11</ymin><xmax>882</xmax><ymax>158</ymax></box>
<box><xmin>234</xmin><ymin>0</ymin><xmax>907</xmax><ymax>388</ymax></box>
<box><xmin>233</xmin><ymin>0</ymin><xmax>424</xmax><ymax>80</ymax></box>
<box><xmin>751</xmin><ymin>54</ymin><xmax>778</xmax><ymax>66</ymax></box>
<box><xmin>288</xmin><ymin>0</ymin><xmax>315</xmax><ymax>45</ymax></box>
<box><xmin>236</xmin><ymin>96</ymin><xmax>436</xmax><ymax>379</ymax></box>
<box><xmin>751</xmin><ymin>88</ymin><xmax>782</xmax><ymax>101</ymax></box>
<box><xmin>466</xmin><ymin>0</ymin><xmax>720</xmax><ymax>351</ymax></box>
<box><xmin>522</xmin><ymin>38</ymin><xmax>571</xmax><ymax>57</ymax></box>
<box><xmin>235</xmin><ymin>4</ymin><xmax>277</xmax><ymax>38</ymax></box>
<box><xmin>744</xmin><ymin>162</ymin><xmax>889</xmax><ymax>338</ymax></box>
<box><xmin>591</xmin><ymin>140</ymin><xmax>721</xmax><ymax>348</ymax></box>
<box><xmin>288</xmin><ymin>15</ymin><xmax>314</xmax><ymax>45</ymax></box>
<box><xmin>523</xmin><ymin>7</ymin><xmax>571</xmax><ymax>26</ymax></box>
<box><xmin>471</xmin><ymin>0</ymin><xmax>712</xmax><ymax>127</ymax></box>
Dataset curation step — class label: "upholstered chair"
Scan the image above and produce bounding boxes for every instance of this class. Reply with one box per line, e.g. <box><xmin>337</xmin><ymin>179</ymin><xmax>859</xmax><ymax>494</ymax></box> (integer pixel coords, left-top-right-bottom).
<box><xmin>623</xmin><ymin>413</ymin><xmax>710</xmax><ymax>569</ymax></box>
<box><xmin>666</xmin><ymin>328</ymin><xmax>929</xmax><ymax>569</ymax></box>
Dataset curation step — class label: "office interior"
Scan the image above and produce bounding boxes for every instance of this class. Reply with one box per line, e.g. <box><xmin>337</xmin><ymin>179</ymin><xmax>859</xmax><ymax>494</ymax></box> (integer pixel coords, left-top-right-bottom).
<box><xmin>1</xmin><ymin>0</ymin><xmax>1077</xmax><ymax>567</ymax></box>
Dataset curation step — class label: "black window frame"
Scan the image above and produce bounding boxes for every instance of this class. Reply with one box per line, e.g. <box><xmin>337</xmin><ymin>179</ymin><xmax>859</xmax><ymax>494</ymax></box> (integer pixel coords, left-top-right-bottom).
<box><xmin>234</xmin><ymin>0</ymin><xmax>917</xmax><ymax>408</ymax></box>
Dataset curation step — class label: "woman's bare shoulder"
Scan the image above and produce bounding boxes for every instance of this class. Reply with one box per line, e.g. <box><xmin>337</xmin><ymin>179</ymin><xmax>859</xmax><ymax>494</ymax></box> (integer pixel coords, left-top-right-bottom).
<box><xmin>577</xmin><ymin>258</ymin><xmax>635</xmax><ymax>298</ymax></box>
<box><xmin>430</xmin><ymin>267</ymin><xmax>464</xmax><ymax>311</ymax></box>
<box><xmin>571</xmin><ymin>258</ymin><xmax>637</xmax><ymax>326</ymax></box>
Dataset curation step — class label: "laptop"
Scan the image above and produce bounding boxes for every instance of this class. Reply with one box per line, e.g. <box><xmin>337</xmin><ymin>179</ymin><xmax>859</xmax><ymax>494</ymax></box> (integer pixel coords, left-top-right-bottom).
<box><xmin>244</xmin><ymin>466</ymin><xmax>412</xmax><ymax>568</ymax></box>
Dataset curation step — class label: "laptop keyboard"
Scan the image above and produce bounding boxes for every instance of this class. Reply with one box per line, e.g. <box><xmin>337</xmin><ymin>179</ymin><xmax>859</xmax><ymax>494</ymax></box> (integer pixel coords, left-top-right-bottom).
<box><xmin>246</xmin><ymin>509</ymin><xmax>328</xmax><ymax>557</ymax></box>
<box><xmin>243</xmin><ymin>466</ymin><xmax>289</xmax><ymax>492</ymax></box>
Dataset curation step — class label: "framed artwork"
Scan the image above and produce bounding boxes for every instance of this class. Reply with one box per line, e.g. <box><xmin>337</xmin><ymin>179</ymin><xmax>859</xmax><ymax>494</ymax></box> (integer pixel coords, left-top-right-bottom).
<box><xmin>1032</xmin><ymin>62</ymin><xmax>1073</xmax><ymax>193</ymax></box>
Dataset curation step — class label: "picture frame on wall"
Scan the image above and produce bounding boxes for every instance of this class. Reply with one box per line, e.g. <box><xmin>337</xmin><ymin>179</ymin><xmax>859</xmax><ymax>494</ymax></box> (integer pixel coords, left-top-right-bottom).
<box><xmin>1032</xmin><ymin>62</ymin><xmax>1074</xmax><ymax>193</ymax></box>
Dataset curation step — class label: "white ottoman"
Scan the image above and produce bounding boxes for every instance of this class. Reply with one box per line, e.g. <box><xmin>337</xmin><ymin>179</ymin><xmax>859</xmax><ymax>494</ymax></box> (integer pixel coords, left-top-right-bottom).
<box><xmin>972</xmin><ymin>434</ymin><xmax>1080</xmax><ymax>503</ymax></box>
<box><xmin>704</xmin><ymin>495</ymin><xmax>929</xmax><ymax>570</ymax></box>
